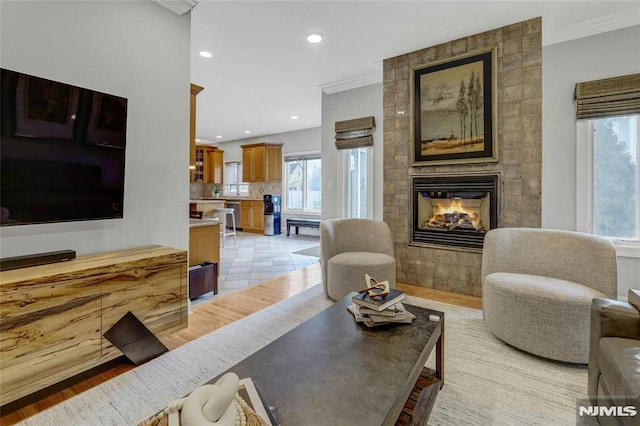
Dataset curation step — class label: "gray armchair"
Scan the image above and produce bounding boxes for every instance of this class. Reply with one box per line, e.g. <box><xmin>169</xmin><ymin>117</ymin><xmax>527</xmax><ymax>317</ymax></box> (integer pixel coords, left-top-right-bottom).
<box><xmin>320</xmin><ymin>218</ymin><xmax>396</xmax><ymax>301</ymax></box>
<box><xmin>481</xmin><ymin>227</ymin><xmax>617</xmax><ymax>363</ymax></box>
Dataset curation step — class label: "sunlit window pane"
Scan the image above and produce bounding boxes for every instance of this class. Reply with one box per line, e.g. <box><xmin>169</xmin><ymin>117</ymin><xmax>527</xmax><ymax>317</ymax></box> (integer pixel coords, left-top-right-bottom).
<box><xmin>286</xmin><ymin>159</ymin><xmax>303</xmax><ymax>210</ymax></box>
<box><xmin>305</xmin><ymin>158</ymin><xmax>321</xmax><ymax>211</ymax></box>
<box><xmin>284</xmin><ymin>156</ymin><xmax>320</xmax><ymax>213</ymax></box>
<box><xmin>592</xmin><ymin>115</ymin><xmax>638</xmax><ymax>240</ymax></box>
<box><xmin>347</xmin><ymin>148</ymin><xmax>368</xmax><ymax>218</ymax></box>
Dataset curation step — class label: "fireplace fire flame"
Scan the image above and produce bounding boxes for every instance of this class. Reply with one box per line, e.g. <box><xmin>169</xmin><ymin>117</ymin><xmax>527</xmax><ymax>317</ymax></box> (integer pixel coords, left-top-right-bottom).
<box><xmin>424</xmin><ymin>198</ymin><xmax>482</xmax><ymax>231</ymax></box>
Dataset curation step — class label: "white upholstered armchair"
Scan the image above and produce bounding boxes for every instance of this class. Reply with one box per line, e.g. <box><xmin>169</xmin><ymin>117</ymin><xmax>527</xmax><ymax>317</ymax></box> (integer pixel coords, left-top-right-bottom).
<box><xmin>320</xmin><ymin>218</ymin><xmax>396</xmax><ymax>301</ymax></box>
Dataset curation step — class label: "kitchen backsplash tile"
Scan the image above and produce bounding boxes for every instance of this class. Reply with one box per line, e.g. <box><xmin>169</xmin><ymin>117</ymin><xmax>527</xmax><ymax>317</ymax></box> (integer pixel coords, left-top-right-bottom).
<box><xmin>190</xmin><ymin>182</ymin><xmax>281</xmax><ymax>199</ymax></box>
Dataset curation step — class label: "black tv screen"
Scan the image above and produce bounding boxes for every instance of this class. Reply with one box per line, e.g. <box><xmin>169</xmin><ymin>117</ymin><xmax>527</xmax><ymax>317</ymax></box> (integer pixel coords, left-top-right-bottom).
<box><xmin>1</xmin><ymin>68</ymin><xmax>127</xmax><ymax>226</ymax></box>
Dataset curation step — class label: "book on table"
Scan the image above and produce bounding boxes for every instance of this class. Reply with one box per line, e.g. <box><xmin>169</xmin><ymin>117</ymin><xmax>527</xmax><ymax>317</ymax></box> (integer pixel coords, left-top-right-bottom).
<box><xmin>352</xmin><ymin>287</ymin><xmax>405</xmax><ymax>311</ymax></box>
<box><xmin>358</xmin><ymin>303</ymin><xmax>405</xmax><ymax>317</ymax></box>
<box><xmin>347</xmin><ymin>303</ymin><xmax>415</xmax><ymax>327</ymax></box>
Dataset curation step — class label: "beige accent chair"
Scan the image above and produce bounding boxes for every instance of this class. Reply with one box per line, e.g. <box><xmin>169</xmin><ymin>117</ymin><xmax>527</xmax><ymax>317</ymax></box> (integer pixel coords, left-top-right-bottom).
<box><xmin>481</xmin><ymin>228</ymin><xmax>617</xmax><ymax>364</ymax></box>
<box><xmin>320</xmin><ymin>218</ymin><xmax>396</xmax><ymax>301</ymax></box>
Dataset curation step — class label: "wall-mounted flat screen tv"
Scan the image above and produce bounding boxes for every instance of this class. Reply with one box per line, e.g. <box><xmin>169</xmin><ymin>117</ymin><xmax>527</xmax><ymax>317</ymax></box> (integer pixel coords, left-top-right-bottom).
<box><xmin>1</xmin><ymin>68</ymin><xmax>127</xmax><ymax>226</ymax></box>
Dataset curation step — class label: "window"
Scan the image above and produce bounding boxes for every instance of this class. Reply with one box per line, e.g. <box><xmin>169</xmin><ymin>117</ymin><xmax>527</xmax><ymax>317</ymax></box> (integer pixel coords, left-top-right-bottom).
<box><xmin>578</xmin><ymin>115</ymin><xmax>639</xmax><ymax>243</ymax></box>
<box><xmin>284</xmin><ymin>154</ymin><xmax>321</xmax><ymax>213</ymax></box>
<box><xmin>223</xmin><ymin>162</ymin><xmax>248</xmax><ymax>196</ymax></box>
<box><xmin>575</xmin><ymin>74</ymin><xmax>640</xmax><ymax>256</ymax></box>
<box><xmin>345</xmin><ymin>147</ymin><xmax>371</xmax><ymax>218</ymax></box>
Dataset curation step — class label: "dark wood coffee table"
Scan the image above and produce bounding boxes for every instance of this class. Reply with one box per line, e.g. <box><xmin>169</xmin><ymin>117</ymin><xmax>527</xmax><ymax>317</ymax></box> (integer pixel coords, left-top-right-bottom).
<box><xmin>209</xmin><ymin>293</ymin><xmax>444</xmax><ymax>425</ymax></box>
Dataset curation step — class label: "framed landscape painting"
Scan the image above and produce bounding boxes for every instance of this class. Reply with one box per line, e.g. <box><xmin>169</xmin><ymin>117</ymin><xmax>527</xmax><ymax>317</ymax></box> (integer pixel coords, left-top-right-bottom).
<box><xmin>412</xmin><ymin>48</ymin><xmax>497</xmax><ymax>165</ymax></box>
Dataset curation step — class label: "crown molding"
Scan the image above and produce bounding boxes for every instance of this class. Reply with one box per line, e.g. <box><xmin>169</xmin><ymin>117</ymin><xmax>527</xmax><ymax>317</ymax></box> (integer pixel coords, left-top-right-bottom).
<box><xmin>319</xmin><ymin>71</ymin><xmax>382</xmax><ymax>95</ymax></box>
<box><xmin>545</xmin><ymin>10</ymin><xmax>640</xmax><ymax>46</ymax></box>
<box><xmin>151</xmin><ymin>0</ymin><xmax>198</xmax><ymax>16</ymax></box>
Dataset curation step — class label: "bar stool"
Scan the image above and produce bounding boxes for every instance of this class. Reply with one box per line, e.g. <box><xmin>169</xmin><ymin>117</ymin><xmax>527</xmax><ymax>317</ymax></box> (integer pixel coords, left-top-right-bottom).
<box><xmin>214</xmin><ymin>207</ymin><xmax>237</xmax><ymax>247</ymax></box>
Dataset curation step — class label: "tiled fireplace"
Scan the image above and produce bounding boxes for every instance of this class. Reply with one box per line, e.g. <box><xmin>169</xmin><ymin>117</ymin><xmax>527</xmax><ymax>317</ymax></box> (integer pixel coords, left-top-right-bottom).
<box><xmin>412</xmin><ymin>174</ymin><xmax>498</xmax><ymax>249</ymax></box>
<box><xmin>383</xmin><ymin>18</ymin><xmax>542</xmax><ymax>296</ymax></box>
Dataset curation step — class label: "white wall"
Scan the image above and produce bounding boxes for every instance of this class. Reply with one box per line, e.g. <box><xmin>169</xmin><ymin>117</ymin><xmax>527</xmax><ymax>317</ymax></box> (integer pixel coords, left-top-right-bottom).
<box><xmin>542</xmin><ymin>25</ymin><xmax>640</xmax><ymax>231</ymax></box>
<box><xmin>208</xmin><ymin>127</ymin><xmax>321</xmax><ymax>162</ymax></box>
<box><xmin>321</xmin><ymin>83</ymin><xmax>383</xmax><ymax>220</ymax></box>
<box><xmin>542</xmin><ymin>25</ymin><xmax>640</xmax><ymax>298</ymax></box>
<box><xmin>0</xmin><ymin>1</ymin><xmax>191</xmax><ymax>257</ymax></box>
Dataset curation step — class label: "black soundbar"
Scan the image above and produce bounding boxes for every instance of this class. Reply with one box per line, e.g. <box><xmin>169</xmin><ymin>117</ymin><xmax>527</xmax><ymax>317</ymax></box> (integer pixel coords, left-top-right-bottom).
<box><xmin>0</xmin><ymin>250</ymin><xmax>76</xmax><ymax>271</ymax></box>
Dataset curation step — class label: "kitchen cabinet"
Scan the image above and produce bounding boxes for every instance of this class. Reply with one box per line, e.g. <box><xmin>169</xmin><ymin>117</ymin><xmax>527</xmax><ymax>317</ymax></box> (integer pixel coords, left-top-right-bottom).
<box><xmin>189</xmin><ymin>222</ymin><xmax>220</xmax><ymax>267</ymax></box>
<box><xmin>241</xmin><ymin>143</ymin><xmax>283</xmax><ymax>182</ymax></box>
<box><xmin>189</xmin><ymin>83</ymin><xmax>204</xmax><ymax>182</ymax></box>
<box><xmin>207</xmin><ymin>148</ymin><xmax>224</xmax><ymax>184</ymax></box>
<box><xmin>192</xmin><ymin>146</ymin><xmax>224</xmax><ymax>184</ymax></box>
<box><xmin>192</xmin><ymin>146</ymin><xmax>206</xmax><ymax>182</ymax></box>
<box><xmin>240</xmin><ymin>200</ymin><xmax>264</xmax><ymax>233</ymax></box>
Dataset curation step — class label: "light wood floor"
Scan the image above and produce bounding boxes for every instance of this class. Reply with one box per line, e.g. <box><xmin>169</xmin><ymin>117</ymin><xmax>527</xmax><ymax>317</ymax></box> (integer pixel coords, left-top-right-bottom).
<box><xmin>1</xmin><ymin>263</ymin><xmax>481</xmax><ymax>425</ymax></box>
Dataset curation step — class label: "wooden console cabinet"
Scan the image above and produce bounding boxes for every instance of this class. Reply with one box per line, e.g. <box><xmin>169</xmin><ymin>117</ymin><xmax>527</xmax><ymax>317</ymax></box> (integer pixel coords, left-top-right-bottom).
<box><xmin>0</xmin><ymin>245</ymin><xmax>188</xmax><ymax>405</ymax></box>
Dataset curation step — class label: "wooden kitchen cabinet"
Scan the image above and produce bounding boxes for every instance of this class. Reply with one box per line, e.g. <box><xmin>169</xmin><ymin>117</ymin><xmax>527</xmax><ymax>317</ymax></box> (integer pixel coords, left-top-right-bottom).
<box><xmin>190</xmin><ymin>83</ymin><xmax>204</xmax><ymax>183</ymax></box>
<box><xmin>192</xmin><ymin>146</ymin><xmax>206</xmax><ymax>182</ymax></box>
<box><xmin>193</xmin><ymin>146</ymin><xmax>224</xmax><ymax>184</ymax></box>
<box><xmin>241</xmin><ymin>142</ymin><xmax>283</xmax><ymax>182</ymax></box>
<box><xmin>207</xmin><ymin>148</ymin><xmax>224</xmax><ymax>184</ymax></box>
<box><xmin>240</xmin><ymin>200</ymin><xmax>264</xmax><ymax>233</ymax></box>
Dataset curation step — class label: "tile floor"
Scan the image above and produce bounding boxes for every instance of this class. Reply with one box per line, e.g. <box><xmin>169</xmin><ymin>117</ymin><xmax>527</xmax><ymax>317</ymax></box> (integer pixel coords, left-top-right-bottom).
<box><xmin>191</xmin><ymin>230</ymin><xmax>320</xmax><ymax>306</ymax></box>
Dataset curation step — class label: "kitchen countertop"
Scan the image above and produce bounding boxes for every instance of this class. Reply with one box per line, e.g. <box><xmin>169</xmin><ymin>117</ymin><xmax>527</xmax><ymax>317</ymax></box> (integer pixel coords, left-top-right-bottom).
<box><xmin>189</xmin><ymin>218</ymin><xmax>220</xmax><ymax>228</ymax></box>
<box><xmin>190</xmin><ymin>199</ymin><xmax>227</xmax><ymax>204</ymax></box>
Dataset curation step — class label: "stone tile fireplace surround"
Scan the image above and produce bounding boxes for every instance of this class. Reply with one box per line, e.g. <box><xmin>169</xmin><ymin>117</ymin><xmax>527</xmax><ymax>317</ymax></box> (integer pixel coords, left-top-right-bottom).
<box><xmin>383</xmin><ymin>18</ymin><xmax>542</xmax><ymax>296</ymax></box>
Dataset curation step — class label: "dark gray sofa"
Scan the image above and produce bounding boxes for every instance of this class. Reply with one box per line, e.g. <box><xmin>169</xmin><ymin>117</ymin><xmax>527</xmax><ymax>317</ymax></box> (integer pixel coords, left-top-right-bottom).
<box><xmin>589</xmin><ymin>289</ymin><xmax>640</xmax><ymax>425</ymax></box>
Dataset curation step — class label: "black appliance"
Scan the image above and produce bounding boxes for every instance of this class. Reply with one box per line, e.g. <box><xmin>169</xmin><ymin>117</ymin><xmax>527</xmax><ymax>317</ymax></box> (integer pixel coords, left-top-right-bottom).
<box><xmin>263</xmin><ymin>194</ymin><xmax>281</xmax><ymax>236</ymax></box>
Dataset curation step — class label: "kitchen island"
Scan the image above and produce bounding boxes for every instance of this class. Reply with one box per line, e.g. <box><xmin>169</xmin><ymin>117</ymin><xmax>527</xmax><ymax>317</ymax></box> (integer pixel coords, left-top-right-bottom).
<box><xmin>188</xmin><ymin>218</ymin><xmax>220</xmax><ymax>267</ymax></box>
<box><xmin>188</xmin><ymin>218</ymin><xmax>220</xmax><ymax>300</ymax></box>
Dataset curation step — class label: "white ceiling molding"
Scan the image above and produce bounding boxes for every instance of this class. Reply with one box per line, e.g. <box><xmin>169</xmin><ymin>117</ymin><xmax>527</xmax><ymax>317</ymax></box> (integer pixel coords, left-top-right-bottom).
<box><xmin>544</xmin><ymin>10</ymin><xmax>640</xmax><ymax>46</ymax></box>
<box><xmin>151</xmin><ymin>0</ymin><xmax>198</xmax><ymax>16</ymax></box>
<box><xmin>319</xmin><ymin>71</ymin><xmax>382</xmax><ymax>95</ymax></box>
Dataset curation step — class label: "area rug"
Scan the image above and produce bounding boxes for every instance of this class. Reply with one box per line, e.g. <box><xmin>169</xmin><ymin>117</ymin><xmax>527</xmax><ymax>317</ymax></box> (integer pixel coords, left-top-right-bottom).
<box><xmin>19</xmin><ymin>285</ymin><xmax>587</xmax><ymax>425</ymax></box>
<box><xmin>291</xmin><ymin>245</ymin><xmax>320</xmax><ymax>257</ymax></box>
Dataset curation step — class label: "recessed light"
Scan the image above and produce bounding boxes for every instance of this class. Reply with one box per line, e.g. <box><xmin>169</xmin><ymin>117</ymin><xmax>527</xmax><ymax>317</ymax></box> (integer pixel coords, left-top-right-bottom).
<box><xmin>244</xmin><ymin>130</ymin><xmax>251</xmax><ymax>134</ymax></box>
<box><xmin>199</xmin><ymin>50</ymin><xmax>212</xmax><ymax>58</ymax></box>
<box><xmin>291</xmin><ymin>115</ymin><xmax>299</xmax><ymax>120</ymax></box>
<box><xmin>306</xmin><ymin>33</ymin><xmax>323</xmax><ymax>44</ymax></box>
<box><xmin>216</xmin><ymin>135</ymin><xmax>222</xmax><ymax>139</ymax></box>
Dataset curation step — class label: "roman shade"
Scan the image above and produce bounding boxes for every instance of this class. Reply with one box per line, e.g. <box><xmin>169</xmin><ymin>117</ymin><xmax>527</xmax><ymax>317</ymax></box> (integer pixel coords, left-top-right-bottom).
<box><xmin>575</xmin><ymin>73</ymin><xmax>640</xmax><ymax>119</ymax></box>
<box><xmin>334</xmin><ymin>116</ymin><xmax>375</xmax><ymax>149</ymax></box>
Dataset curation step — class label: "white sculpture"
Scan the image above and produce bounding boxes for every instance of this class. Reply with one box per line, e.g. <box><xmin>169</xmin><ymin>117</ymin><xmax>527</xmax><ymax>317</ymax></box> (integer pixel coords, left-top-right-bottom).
<box><xmin>180</xmin><ymin>372</ymin><xmax>240</xmax><ymax>426</ymax></box>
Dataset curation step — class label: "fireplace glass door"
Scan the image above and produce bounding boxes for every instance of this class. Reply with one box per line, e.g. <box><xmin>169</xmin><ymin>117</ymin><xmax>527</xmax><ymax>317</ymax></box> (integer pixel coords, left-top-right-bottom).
<box><xmin>412</xmin><ymin>175</ymin><xmax>498</xmax><ymax>249</ymax></box>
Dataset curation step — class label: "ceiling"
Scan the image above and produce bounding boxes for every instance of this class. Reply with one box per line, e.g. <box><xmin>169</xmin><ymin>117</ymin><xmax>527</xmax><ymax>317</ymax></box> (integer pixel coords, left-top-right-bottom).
<box><xmin>190</xmin><ymin>1</ymin><xmax>640</xmax><ymax>145</ymax></box>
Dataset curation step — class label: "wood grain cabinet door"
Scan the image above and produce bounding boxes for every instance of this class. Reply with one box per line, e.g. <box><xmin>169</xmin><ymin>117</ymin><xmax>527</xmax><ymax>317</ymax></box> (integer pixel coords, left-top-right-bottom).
<box><xmin>252</xmin><ymin>146</ymin><xmax>266</xmax><ymax>182</ymax></box>
<box><xmin>0</xmin><ymin>279</ymin><xmax>102</xmax><ymax>405</ymax></box>
<box><xmin>265</xmin><ymin>145</ymin><xmax>282</xmax><ymax>182</ymax></box>
<box><xmin>100</xmin><ymin>253</ymin><xmax>186</xmax><ymax>358</ymax></box>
